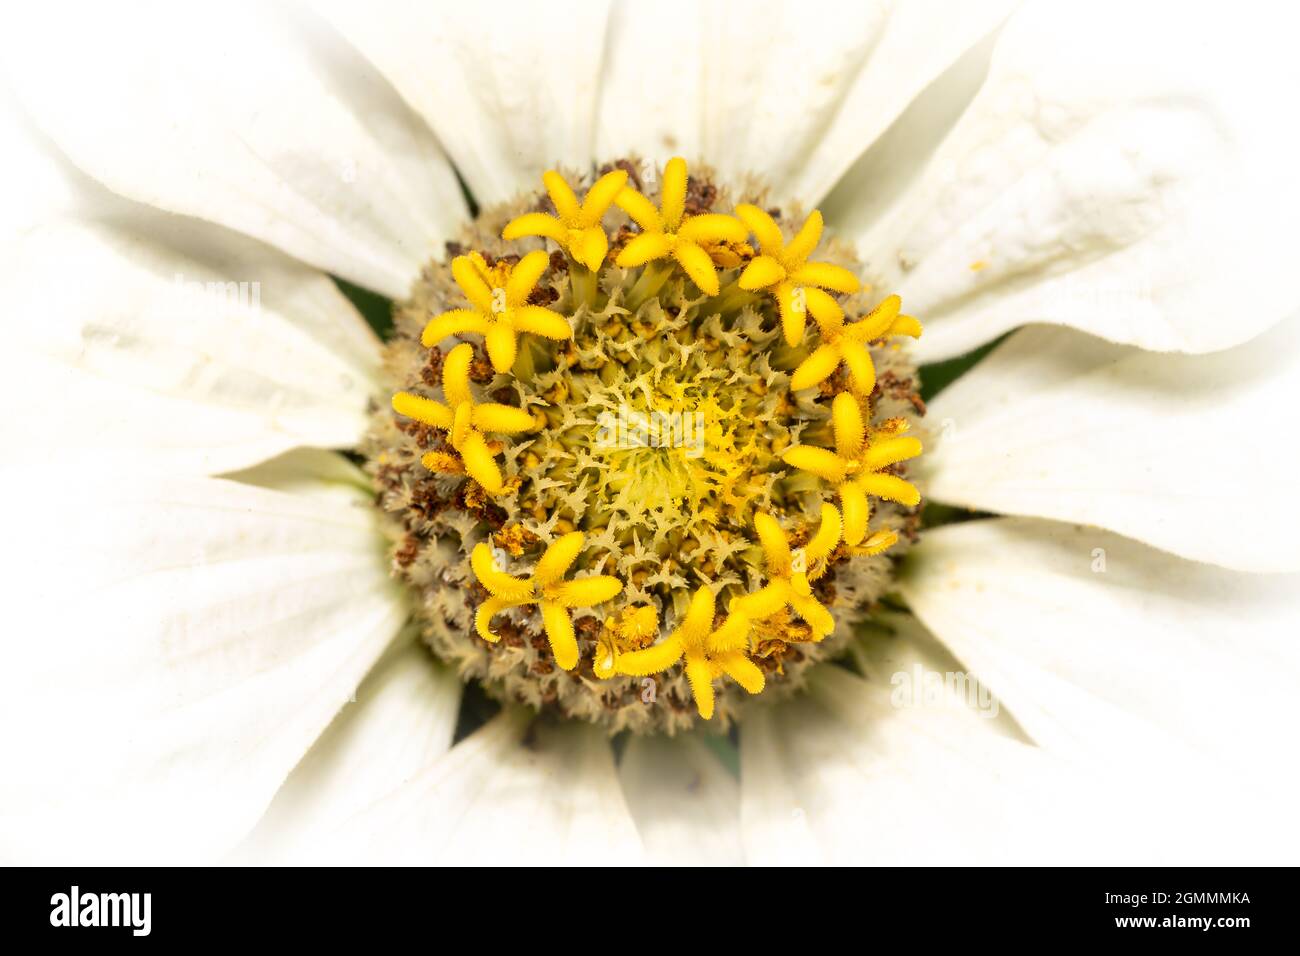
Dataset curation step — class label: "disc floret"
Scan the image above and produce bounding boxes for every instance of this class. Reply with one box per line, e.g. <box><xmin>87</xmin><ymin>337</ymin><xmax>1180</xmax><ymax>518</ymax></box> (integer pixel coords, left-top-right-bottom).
<box><xmin>610</xmin><ymin>586</ymin><xmax>764</xmax><ymax>720</ymax></box>
<box><xmin>391</xmin><ymin>342</ymin><xmax>536</xmax><ymax>494</ymax></box>
<box><xmin>730</xmin><ymin>504</ymin><xmax>844</xmax><ymax>641</ymax></box>
<box><xmin>614</xmin><ymin>157</ymin><xmax>748</xmax><ymax>297</ymax></box>
<box><xmin>472</xmin><ymin>532</ymin><xmax>624</xmax><ymax>671</ymax></box>
<box><xmin>789</xmin><ymin>293</ymin><xmax>923</xmax><ymax>395</ymax></box>
<box><xmin>503</xmin><ymin>169</ymin><xmax>628</xmax><ymax>270</ymax></box>
<box><xmin>422</xmin><ymin>250</ymin><xmax>572</xmax><ymax>373</ymax></box>
<box><xmin>782</xmin><ymin>392</ymin><xmax>922</xmax><ymax>548</ymax></box>
<box><xmin>735</xmin><ymin>205</ymin><xmax>861</xmax><ymax>347</ymax></box>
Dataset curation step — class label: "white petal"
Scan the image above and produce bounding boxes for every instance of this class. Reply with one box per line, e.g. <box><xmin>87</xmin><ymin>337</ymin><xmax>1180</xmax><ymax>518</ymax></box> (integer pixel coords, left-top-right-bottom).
<box><xmin>597</xmin><ymin>0</ymin><xmax>1014</xmax><ymax>205</ymax></box>
<box><xmin>740</xmin><ymin>664</ymin><xmax>1055</xmax><ymax>864</ymax></box>
<box><xmin>773</xmin><ymin>0</ymin><xmax>1016</xmax><ymax>205</ymax></box>
<box><xmin>3</xmin><ymin>1</ymin><xmax>466</xmax><ymax>297</ymax></box>
<box><xmin>595</xmin><ymin>0</ymin><xmax>705</xmax><ymax>167</ymax></box>
<box><xmin>221</xmin><ymin>447</ymin><xmax>372</xmax><ymax>500</ymax></box>
<box><xmin>0</xmin><ymin>465</ymin><xmax>406</xmax><ymax>863</ymax></box>
<box><xmin>0</xmin><ymin>216</ymin><xmax>381</xmax><ymax>476</ymax></box>
<box><xmin>618</xmin><ymin>734</ymin><xmax>743</xmax><ymax>866</ymax></box>
<box><xmin>739</xmin><ymin>648</ymin><xmax>1276</xmax><ymax>864</ymax></box>
<box><xmin>329</xmin><ymin>710</ymin><xmax>645</xmax><ymax>864</ymax></box>
<box><xmin>922</xmin><ymin>316</ymin><xmax>1300</xmax><ymax>572</ymax></box>
<box><xmin>0</xmin><ymin>90</ymin><xmax>96</xmax><ymax>238</ymax></box>
<box><xmin>312</xmin><ymin>0</ymin><xmax>611</xmax><ymax>206</ymax></box>
<box><xmin>240</xmin><ymin>638</ymin><xmax>461</xmax><ymax>861</ymax></box>
<box><xmin>841</xmin><ymin>0</ymin><xmax>1300</xmax><ymax>360</ymax></box>
<box><xmin>900</xmin><ymin>517</ymin><xmax>1300</xmax><ymax>777</ymax></box>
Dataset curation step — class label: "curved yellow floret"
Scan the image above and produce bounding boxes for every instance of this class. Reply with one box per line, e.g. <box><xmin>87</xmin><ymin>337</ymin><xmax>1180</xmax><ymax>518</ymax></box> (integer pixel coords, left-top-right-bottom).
<box><xmin>789</xmin><ymin>294</ymin><xmax>922</xmax><ymax>395</ymax></box>
<box><xmin>421</xmin><ymin>250</ymin><xmax>572</xmax><ymax>373</ymax></box>
<box><xmin>734</xmin><ymin>205</ymin><xmax>861</xmax><ymax>347</ymax></box>
<box><xmin>469</xmin><ymin>532</ymin><xmax>624</xmax><ymax>671</ymax></box>
<box><xmin>503</xmin><ymin>168</ymin><xmax>628</xmax><ymax>270</ymax></box>
<box><xmin>730</xmin><ymin>504</ymin><xmax>843</xmax><ymax>641</ymax></box>
<box><xmin>613</xmin><ymin>157</ymin><xmax>748</xmax><ymax>297</ymax></box>
<box><xmin>612</xmin><ymin>586</ymin><xmax>763</xmax><ymax>719</ymax></box>
<box><xmin>392</xmin><ymin>342</ymin><xmax>537</xmax><ymax>494</ymax></box>
<box><xmin>782</xmin><ymin>392</ymin><xmax>921</xmax><ymax>547</ymax></box>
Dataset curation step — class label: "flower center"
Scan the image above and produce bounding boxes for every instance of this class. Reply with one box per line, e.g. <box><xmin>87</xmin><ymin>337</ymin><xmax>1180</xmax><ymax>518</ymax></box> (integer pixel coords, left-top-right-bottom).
<box><xmin>363</xmin><ymin>158</ymin><xmax>926</xmax><ymax>734</ymax></box>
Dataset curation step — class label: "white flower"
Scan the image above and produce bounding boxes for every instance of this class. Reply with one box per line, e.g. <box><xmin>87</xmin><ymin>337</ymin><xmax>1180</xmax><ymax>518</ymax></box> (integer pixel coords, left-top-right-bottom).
<box><xmin>1</xmin><ymin>0</ymin><xmax>1297</xmax><ymax>865</ymax></box>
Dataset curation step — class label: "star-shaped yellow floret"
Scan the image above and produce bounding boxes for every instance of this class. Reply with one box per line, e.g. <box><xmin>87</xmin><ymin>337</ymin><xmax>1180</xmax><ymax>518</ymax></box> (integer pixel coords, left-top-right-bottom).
<box><xmin>611</xmin><ymin>586</ymin><xmax>763</xmax><ymax>720</ymax></box>
<box><xmin>471</xmin><ymin>532</ymin><xmax>624</xmax><ymax>671</ymax></box>
<box><xmin>502</xmin><ymin>168</ymin><xmax>628</xmax><ymax>270</ymax></box>
<box><xmin>391</xmin><ymin>342</ymin><xmax>536</xmax><ymax>495</ymax></box>
<box><xmin>730</xmin><ymin>504</ymin><xmax>843</xmax><ymax>641</ymax></box>
<box><xmin>613</xmin><ymin>157</ymin><xmax>748</xmax><ymax>297</ymax></box>
<box><xmin>734</xmin><ymin>205</ymin><xmax>861</xmax><ymax>347</ymax></box>
<box><xmin>789</xmin><ymin>293</ymin><xmax>922</xmax><ymax>394</ymax></box>
<box><xmin>421</xmin><ymin>250</ymin><xmax>571</xmax><ymax>373</ymax></box>
<box><xmin>782</xmin><ymin>392</ymin><xmax>921</xmax><ymax>547</ymax></box>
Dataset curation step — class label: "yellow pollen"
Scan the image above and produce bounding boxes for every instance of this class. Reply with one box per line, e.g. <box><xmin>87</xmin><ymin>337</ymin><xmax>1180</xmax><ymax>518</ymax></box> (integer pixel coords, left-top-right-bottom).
<box><xmin>593</xmin><ymin>604</ymin><xmax>660</xmax><ymax>679</ymax></box>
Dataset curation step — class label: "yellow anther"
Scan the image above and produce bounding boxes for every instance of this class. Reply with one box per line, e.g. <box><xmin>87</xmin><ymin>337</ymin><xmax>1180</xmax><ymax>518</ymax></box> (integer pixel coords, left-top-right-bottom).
<box><xmin>470</xmin><ymin>532</ymin><xmax>624</xmax><ymax>671</ymax></box>
<box><xmin>391</xmin><ymin>342</ymin><xmax>537</xmax><ymax>494</ymax></box>
<box><xmin>502</xmin><ymin>168</ymin><xmax>629</xmax><ymax>270</ymax></box>
<box><xmin>612</xmin><ymin>586</ymin><xmax>763</xmax><ymax>719</ymax></box>
<box><xmin>734</xmin><ymin>205</ymin><xmax>861</xmax><ymax>346</ymax></box>
<box><xmin>421</xmin><ymin>250</ymin><xmax>571</xmax><ymax>373</ymax></box>
<box><xmin>788</xmin><ymin>294</ymin><xmax>922</xmax><ymax>395</ymax></box>
<box><xmin>782</xmin><ymin>392</ymin><xmax>921</xmax><ymax>547</ymax></box>
<box><xmin>613</xmin><ymin>157</ymin><xmax>748</xmax><ymax>297</ymax></box>
<box><xmin>593</xmin><ymin>604</ymin><xmax>660</xmax><ymax>679</ymax></box>
<box><xmin>730</xmin><ymin>505</ymin><xmax>843</xmax><ymax>641</ymax></box>
<box><xmin>419</xmin><ymin>450</ymin><xmax>464</xmax><ymax>474</ymax></box>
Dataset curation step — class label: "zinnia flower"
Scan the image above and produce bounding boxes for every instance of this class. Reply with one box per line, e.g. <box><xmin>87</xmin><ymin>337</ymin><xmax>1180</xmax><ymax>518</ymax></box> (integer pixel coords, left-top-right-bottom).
<box><xmin>1</xmin><ymin>0</ymin><xmax>1297</xmax><ymax>865</ymax></box>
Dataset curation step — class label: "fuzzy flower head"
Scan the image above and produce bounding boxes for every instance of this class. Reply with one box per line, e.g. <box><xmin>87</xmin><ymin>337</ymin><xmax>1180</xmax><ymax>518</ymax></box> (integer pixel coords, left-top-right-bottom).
<box><xmin>370</xmin><ymin>159</ymin><xmax>927</xmax><ymax>731</ymax></box>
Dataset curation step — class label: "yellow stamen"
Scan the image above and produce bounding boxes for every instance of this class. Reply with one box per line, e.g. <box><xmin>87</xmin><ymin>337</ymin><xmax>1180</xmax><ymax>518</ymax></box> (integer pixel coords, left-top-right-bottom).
<box><xmin>730</xmin><ymin>505</ymin><xmax>842</xmax><ymax>641</ymax></box>
<box><xmin>782</xmin><ymin>392</ymin><xmax>921</xmax><ymax>547</ymax></box>
<box><xmin>734</xmin><ymin>206</ymin><xmax>860</xmax><ymax>347</ymax></box>
<box><xmin>503</xmin><ymin>169</ymin><xmax>629</xmax><ymax>270</ymax></box>
<box><xmin>613</xmin><ymin>158</ymin><xmax>747</xmax><ymax>297</ymax></box>
<box><xmin>421</xmin><ymin>251</ymin><xmax>572</xmax><ymax>373</ymax></box>
<box><xmin>613</xmin><ymin>585</ymin><xmax>763</xmax><ymax>719</ymax></box>
<box><xmin>392</xmin><ymin>343</ymin><xmax>538</xmax><ymax>494</ymax></box>
<box><xmin>594</xmin><ymin>605</ymin><xmax>660</xmax><ymax>679</ymax></box>
<box><xmin>789</xmin><ymin>294</ymin><xmax>922</xmax><ymax>395</ymax></box>
<box><xmin>469</xmin><ymin>533</ymin><xmax>624</xmax><ymax>671</ymax></box>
